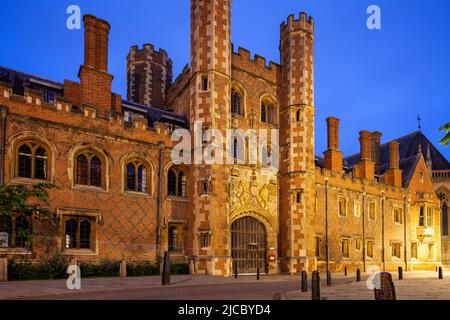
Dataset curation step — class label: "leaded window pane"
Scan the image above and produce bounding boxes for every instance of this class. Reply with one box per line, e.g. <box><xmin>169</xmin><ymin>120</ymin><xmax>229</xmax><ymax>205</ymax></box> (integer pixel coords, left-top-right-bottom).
<box><xmin>90</xmin><ymin>156</ymin><xmax>102</xmax><ymax>187</ymax></box>
<box><xmin>18</xmin><ymin>144</ymin><xmax>32</xmax><ymax>178</ymax></box>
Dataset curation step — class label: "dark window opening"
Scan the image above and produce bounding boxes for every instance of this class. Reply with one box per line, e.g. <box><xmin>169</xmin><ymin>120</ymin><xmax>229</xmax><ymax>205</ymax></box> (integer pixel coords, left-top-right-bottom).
<box><xmin>419</xmin><ymin>206</ymin><xmax>425</xmax><ymax>227</ymax></box>
<box><xmin>90</xmin><ymin>157</ymin><xmax>102</xmax><ymax>187</ymax></box>
<box><xmin>169</xmin><ymin>227</ymin><xmax>179</xmax><ymax>252</ymax></box>
<box><xmin>231</xmin><ymin>90</ymin><xmax>241</xmax><ymax>115</ymax></box>
<box><xmin>443</xmin><ymin>203</ymin><xmax>448</xmax><ymax>236</ymax></box>
<box><xmin>76</xmin><ymin>155</ymin><xmax>88</xmax><ymax>186</ymax></box>
<box><xmin>202</xmin><ymin>76</ymin><xmax>208</xmax><ymax>91</ymax></box>
<box><xmin>168</xmin><ymin>170</ymin><xmax>177</xmax><ymax>197</ymax></box>
<box><xmin>64</xmin><ymin>217</ymin><xmax>95</xmax><ymax>251</ymax></box>
<box><xmin>18</xmin><ymin>145</ymin><xmax>32</xmax><ymax>178</ymax></box>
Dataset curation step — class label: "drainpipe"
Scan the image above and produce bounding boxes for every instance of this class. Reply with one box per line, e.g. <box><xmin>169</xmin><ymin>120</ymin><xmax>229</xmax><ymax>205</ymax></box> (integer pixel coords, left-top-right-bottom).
<box><xmin>381</xmin><ymin>196</ymin><xmax>386</xmax><ymax>272</ymax></box>
<box><xmin>403</xmin><ymin>195</ymin><xmax>408</xmax><ymax>272</ymax></box>
<box><xmin>325</xmin><ymin>179</ymin><xmax>330</xmax><ymax>274</ymax></box>
<box><xmin>0</xmin><ymin>106</ymin><xmax>7</xmax><ymax>186</ymax></box>
<box><xmin>362</xmin><ymin>191</ymin><xmax>366</xmax><ymax>272</ymax></box>
<box><xmin>156</xmin><ymin>141</ymin><xmax>165</xmax><ymax>261</ymax></box>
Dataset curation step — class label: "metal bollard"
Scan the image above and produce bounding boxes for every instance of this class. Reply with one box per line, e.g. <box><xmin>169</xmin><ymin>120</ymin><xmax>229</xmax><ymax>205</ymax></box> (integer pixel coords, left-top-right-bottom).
<box><xmin>398</xmin><ymin>266</ymin><xmax>403</xmax><ymax>280</ymax></box>
<box><xmin>257</xmin><ymin>264</ymin><xmax>261</xmax><ymax>280</ymax></box>
<box><xmin>439</xmin><ymin>267</ymin><xmax>444</xmax><ymax>280</ymax></box>
<box><xmin>327</xmin><ymin>271</ymin><xmax>332</xmax><ymax>286</ymax></box>
<box><xmin>162</xmin><ymin>251</ymin><xmax>171</xmax><ymax>286</ymax></box>
<box><xmin>356</xmin><ymin>269</ymin><xmax>361</xmax><ymax>282</ymax></box>
<box><xmin>312</xmin><ymin>271</ymin><xmax>321</xmax><ymax>301</ymax></box>
<box><xmin>301</xmin><ymin>271</ymin><xmax>308</xmax><ymax>292</ymax></box>
<box><xmin>344</xmin><ymin>267</ymin><xmax>348</xmax><ymax>277</ymax></box>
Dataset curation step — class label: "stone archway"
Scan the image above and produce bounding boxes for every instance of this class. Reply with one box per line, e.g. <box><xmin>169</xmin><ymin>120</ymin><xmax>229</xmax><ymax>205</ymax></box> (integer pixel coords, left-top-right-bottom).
<box><xmin>231</xmin><ymin>216</ymin><xmax>267</xmax><ymax>274</ymax></box>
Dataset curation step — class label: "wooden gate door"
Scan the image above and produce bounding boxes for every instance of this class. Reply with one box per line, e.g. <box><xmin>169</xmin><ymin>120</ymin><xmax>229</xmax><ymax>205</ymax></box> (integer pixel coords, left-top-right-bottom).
<box><xmin>231</xmin><ymin>217</ymin><xmax>267</xmax><ymax>274</ymax></box>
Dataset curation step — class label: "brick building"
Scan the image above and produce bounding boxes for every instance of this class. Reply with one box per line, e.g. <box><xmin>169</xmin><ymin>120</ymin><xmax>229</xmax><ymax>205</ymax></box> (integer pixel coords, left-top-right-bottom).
<box><xmin>0</xmin><ymin>0</ymin><xmax>449</xmax><ymax>275</ymax></box>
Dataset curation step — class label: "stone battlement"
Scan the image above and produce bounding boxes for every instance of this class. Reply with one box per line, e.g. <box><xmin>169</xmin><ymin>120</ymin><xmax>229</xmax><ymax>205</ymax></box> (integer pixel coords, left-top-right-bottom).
<box><xmin>127</xmin><ymin>44</ymin><xmax>172</xmax><ymax>66</ymax></box>
<box><xmin>0</xmin><ymin>82</ymin><xmax>174</xmax><ymax>145</ymax></box>
<box><xmin>231</xmin><ymin>45</ymin><xmax>280</xmax><ymax>83</ymax></box>
<box><xmin>280</xmin><ymin>12</ymin><xmax>314</xmax><ymax>39</ymax></box>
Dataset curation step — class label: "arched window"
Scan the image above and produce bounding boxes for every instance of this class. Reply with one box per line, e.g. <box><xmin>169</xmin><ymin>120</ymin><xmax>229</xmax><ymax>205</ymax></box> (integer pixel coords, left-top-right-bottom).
<box><xmin>231</xmin><ymin>89</ymin><xmax>241</xmax><ymax>115</ymax></box>
<box><xmin>169</xmin><ymin>226</ymin><xmax>179</xmax><ymax>251</ymax></box>
<box><xmin>125</xmin><ymin>159</ymin><xmax>150</xmax><ymax>193</ymax></box>
<box><xmin>75</xmin><ymin>150</ymin><xmax>105</xmax><ymax>188</ymax></box>
<box><xmin>16</xmin><ymin>141</ymin><xmax>49</xmax><ymax>180</ymax></box>
<box><xmin>167</xmin><ymin>167</ymin><xmax>187</xmax><ymax>198</ymax></box>
<box><xmin>261</xmin><ymin>100</ymin><xmax>275</xmax><ymax>124</ymax></box>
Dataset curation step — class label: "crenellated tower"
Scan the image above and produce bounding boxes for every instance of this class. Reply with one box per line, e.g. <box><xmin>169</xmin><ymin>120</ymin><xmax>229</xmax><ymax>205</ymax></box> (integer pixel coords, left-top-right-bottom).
<box><xmin>189</xmin><ymin>0</ymin><xmax>232</xmax><ymax>275</ymax></box>
<box><xmin>126</xmin><ymin>44</ymin><xmax>173</xmax><ymax>109</ymax></box>
<box><xmin>278</xmin><ymin>13</ymin><xmax>316</xmax><ymax>273</ymax></box>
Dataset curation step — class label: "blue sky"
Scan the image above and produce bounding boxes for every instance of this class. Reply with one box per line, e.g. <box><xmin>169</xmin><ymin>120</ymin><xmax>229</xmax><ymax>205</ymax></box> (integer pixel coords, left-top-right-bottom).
<box><xmin>0</xmin><ymin>0</ymin><xmax>449</xmax><ymax>159</ymax></box>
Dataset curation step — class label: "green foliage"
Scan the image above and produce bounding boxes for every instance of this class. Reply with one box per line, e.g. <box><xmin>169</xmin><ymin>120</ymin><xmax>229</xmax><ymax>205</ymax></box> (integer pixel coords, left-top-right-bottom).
<box><xmin>79</xmin><ymin>259</ymin><xmax>120</xmax><ymax>278</ymax></box>
<box><xmin>0</xmin><ymin>183</ymin><xmax>59</xmax><ymax>245</ymax></box>
<box><xmin>8</xmin><ymin>253</ymin><xmax>69</xmax><ymax>281</ymax></box>
<box><xmin>7</xmin><ymin>254</ymin><xmax>190</xmax><ymax>281</ymax></box>
<box><xmin>440</xmin><ymin>122</ymin><xmax>450</xmax><ymax>147</ymax></box>
<box><xmin>170</xmin><ymin>262</ymin><xmax>190</xmax><ymax>275</ymax></box>
<box><xmin>127</xmin><ymin>261</ymin><xmax>160</xmax><ymax>277</ymax></box>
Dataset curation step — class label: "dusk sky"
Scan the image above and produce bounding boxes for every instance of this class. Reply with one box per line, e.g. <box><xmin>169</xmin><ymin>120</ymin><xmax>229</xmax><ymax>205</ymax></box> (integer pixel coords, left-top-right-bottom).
<box><xmin>0</xmin><ymin>0</ymin><xmax>449</xmax><ymax>158</ymax></box>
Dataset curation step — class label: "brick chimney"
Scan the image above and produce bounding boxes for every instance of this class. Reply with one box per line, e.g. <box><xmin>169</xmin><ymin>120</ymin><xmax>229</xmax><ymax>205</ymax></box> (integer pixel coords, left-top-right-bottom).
<box><xmin>79</xmin><ymin>15</ymin><xmax>114</xmax><ymax>116</ymax></box>
<box><xmin>324</xmin><ymin>117</ymin><xmax>343</xmax><ymax>173</ymax></box>
<box><xmin>385</xmin><ymin>141</ymin><xmax>402</xmax><ymax>187</ymax></box>
<box><xmin>371</xmin><ymin>131</ymin><xmax>382</xmax><ymax>175</ymax></box>
<box><xmin>354</xmin><ymin>131</ymin><xmax>375</xmax><ymax>180</ymax></box>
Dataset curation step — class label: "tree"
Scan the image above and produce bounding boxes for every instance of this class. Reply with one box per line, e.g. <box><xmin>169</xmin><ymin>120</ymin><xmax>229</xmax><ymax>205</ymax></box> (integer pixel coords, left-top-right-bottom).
<box><xmin>0</xmin><ymin>183</ymin><xmax>59</xmax><ymax>247</ymax></box>
<box><xmin>440</xmin><ymin>123</ymin><xmax>450</xmax><ymax>147</ymax></box>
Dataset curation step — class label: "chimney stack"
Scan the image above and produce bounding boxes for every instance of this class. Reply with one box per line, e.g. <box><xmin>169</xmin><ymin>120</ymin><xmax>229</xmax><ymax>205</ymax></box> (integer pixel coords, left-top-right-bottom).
<box><xmin>324</xmin><ymin>117</ymin><xmax>343</xmax><ymax>173</ymax></box>
<box><xmin>354</xmin><ymin>131</ymin><xmax>375</xmax><ymax>180</ymax></box>
<box><xmin>79</xmin><ymin>15</ymin><xmax>114</xmax><ymax>116</ymax></box>
<box><xmin>385</xmin><ymin>141</ymin><xmax>402</xmax><ymax>187</ymax></box>
<box><xmin>389</xmin><ymin>141</ymin><xmax>400</xmax><ymax>169</ymax></box>
<box><xmin>359</xmin><ymin>131</ymin><xmax>372</xmax><ymax>160</ymax></box>
<box><xmin>371</xmin><ymin>132</ymin><xmax>382</xmax><ymax>175</ymax></box>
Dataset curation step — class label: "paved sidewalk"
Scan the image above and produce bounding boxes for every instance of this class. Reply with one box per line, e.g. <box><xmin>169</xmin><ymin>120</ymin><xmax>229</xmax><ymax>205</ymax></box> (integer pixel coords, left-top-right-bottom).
<box><xmin>285</xmin><ymin>271</ymin><xmax>450</xmax><ymax>300</ymax></box>
<box><xmin>0</xmin><ymin>274</ymin><xmax>297</xmax><ymax>300</ymax></box>
<box><xmin>1</xmin><ymin>272</ymin><xmax>449</xmax><ymax>300</ymax></box>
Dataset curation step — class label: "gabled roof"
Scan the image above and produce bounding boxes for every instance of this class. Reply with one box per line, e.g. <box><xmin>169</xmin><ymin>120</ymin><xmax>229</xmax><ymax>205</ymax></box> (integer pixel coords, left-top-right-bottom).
<box><xmin>341</xmin><ymin>131</ymin><xmax>449</xmax><ymax>187</ymax></box>
<box><xmin>316</xmin><ymin>131</ymin><xmax>449</xmax><ymax>188</ymax></box>
<box><xmin>344</xmin><ymin>131</ymin><xmax>449</xmax><ymax>171</ymax></box>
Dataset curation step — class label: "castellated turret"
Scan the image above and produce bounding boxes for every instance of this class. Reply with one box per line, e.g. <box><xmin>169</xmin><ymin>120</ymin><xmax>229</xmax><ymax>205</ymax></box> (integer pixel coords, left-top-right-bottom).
<box><xmin>126</xmin><ymin>44</ymin><xmax>173</xmax><ymax>109</ymax></box>
<box><xmin>278</xmin><ymin>12</ymin><xmax>316</xmax><ymax>273</ymax></box>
